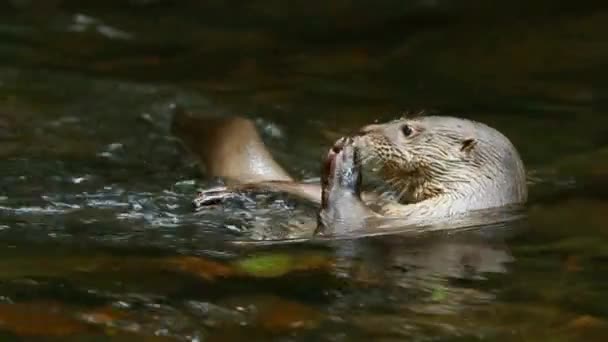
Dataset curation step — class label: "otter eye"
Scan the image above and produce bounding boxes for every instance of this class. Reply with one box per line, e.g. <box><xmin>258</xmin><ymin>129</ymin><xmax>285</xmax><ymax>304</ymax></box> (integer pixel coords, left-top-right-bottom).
<box><xmin>401</xmin><ymin>124</ymin><xmax>413</xmax><ymax>137</ymax></box>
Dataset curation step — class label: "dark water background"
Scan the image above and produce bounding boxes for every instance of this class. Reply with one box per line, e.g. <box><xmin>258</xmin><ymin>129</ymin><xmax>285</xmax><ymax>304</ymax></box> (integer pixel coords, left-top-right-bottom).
<box><xmin>1</xmin><ymin>0</ymin><xmax>608</xmax><ymax>340</ymax></box>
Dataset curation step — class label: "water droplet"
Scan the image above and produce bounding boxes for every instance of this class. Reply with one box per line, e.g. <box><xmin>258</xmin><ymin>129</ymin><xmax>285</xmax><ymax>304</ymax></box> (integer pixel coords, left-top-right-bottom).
<box><xmin>72</xmin><ymin>176</ymin><xmax>88</xmax><ymax>184</ymax></box>
<box><xmin>108</xmin><ymin>143</ymin><xmax>123</xmax><ymax>151</ymax></box>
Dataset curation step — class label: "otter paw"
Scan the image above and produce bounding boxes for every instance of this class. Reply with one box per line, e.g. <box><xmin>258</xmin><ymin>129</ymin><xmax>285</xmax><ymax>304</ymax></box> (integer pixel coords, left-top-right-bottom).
<box><xmin>193</xmin><ymin>186</ymin><xmax>244</xmax><ymax>210</ymax></box>
<box><xmin>323</xmin><ymin>137</ymin><xmax>361</xmax><ymax>194</ymax></box>
<box><xmin>317</xmin><ymin>137</ymin><xmax>370</xmax><ymax>235</ymax></box>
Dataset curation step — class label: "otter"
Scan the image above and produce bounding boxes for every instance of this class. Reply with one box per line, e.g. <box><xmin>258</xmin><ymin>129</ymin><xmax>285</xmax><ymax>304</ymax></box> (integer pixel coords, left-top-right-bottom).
<box><xmin>351</xmin><ymin>116</ymin><xmax>527</xmax><ymax>219</ymax></box>
<box><xmin>172</xmin><ymin>111</ymin><xmax>321</xmax><ymax>205</ymax></box>
<box><xmin>172</xmin><ymin>110</ymin><xmax>527</xmax><ymax>235</ymax></box>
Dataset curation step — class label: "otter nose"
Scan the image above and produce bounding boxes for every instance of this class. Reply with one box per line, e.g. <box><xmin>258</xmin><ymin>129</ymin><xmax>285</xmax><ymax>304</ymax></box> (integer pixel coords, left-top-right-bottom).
<box><xmin>358</xmin><ymin>123</ymin><xmax>381</xmax><ymax>135</ymax></box>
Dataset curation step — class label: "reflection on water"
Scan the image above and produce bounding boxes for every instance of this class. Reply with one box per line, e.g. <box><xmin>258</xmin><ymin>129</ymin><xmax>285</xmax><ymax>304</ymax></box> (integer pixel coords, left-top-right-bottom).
<box><xmin>0</xmin><ymin>0</ymin><xmax>608</xmax><ymax>340</ymax></box>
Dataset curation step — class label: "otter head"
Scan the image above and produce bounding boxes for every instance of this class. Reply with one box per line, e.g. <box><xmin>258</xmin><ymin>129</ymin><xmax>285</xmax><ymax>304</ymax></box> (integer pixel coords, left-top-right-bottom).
<box><xmin>353</xmin><ymin>115</ymin><xmax>527</xmax><ymax>209</ymax></box>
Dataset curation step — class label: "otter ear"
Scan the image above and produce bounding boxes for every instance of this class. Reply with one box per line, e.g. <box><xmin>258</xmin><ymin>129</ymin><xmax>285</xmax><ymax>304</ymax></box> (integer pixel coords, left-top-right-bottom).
<box><xmin>460</xmin><ymin>138</ymin><xmax>477</xmax><ymax>153</ymax></box>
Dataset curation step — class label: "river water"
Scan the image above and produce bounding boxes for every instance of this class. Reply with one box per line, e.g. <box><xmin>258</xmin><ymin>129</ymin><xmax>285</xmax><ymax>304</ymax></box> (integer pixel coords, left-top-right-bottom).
<box><xmin>0</xmin><ymin>1</ymin><xmax>608</xmax><ymax>341</ymax></box>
